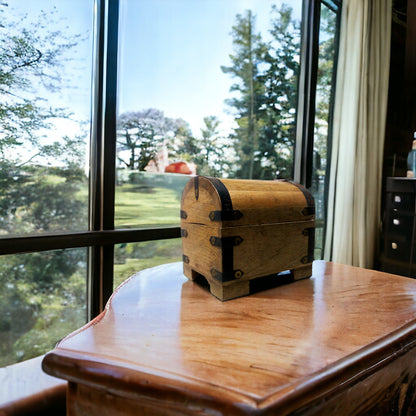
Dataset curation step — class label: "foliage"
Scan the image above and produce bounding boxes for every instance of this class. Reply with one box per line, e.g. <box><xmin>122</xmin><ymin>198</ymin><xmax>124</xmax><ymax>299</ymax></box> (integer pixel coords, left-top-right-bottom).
<box><xmin>314</xmin><ymin>6</ymin><xmax>337</xmax><ymax>166</ymax></box>
<box><xmin>170</xmin><ymin>119</ymin><xmax>199</xmax><ymax>161</ymax></box>
<box><xmin>0</xmin><ymin>4</ymin><xmax>89</xmax><ymax>366</ymax></box>
<box><xmin>197</xmin><ymin>116</ymin><xmax>232</xmax><ymax>176</ymax></box>
<box><xmin>0</xmin><ymin>3</ymin><xmax>88</xmax><ymax>232</ymax></box>
<box><xmin>221</xmin><ymin>5</ymin><xmax>300</xmax><ymax>180</ymax></box>
<box><xmin>117</xmin><ymin>109</ymin><xmax>185</xmax><ymax>171</ymax></box>
<box><xmin>221</xmin><ymin>10</ymin><xmax>268</xmax><ymax>179</ymax></box>
<box><xmin>175</xmin><ymin>115</ymin><xmax>232</xmax><ymax>177</ymax></box>
<box><xmin>1</xmin><ymin>165</ymin><xmax>87</xmax><ymax>234</ymax></box>
<box><xmin>114</xmin><ymin>239</ymin><xmax>182</xmax><ymax>288</ymax></box>
<box><xmin>0</xmin><ymin>250</ymin><xmax>87</xmax><ymax>366</ymax></box>
<box><xmin>117</xmin><ymin>110</ymin><xmax>234</xmax><ymax>177</ymax></box>
<box><xmin>0</xmin><ymin>5</ymin><xmax>83</xmax><ymax>165</ymax></box>
<box><xmin>260</xmin><ymin>4</ymin><xmax>300</xmax><ymax>179</ymax></box>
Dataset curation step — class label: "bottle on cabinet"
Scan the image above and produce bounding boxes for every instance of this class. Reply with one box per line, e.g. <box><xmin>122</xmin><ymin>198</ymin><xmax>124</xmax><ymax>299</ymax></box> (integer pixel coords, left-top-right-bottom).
<box><xmin>407</xmin><ymin>132</ymin><xmax>416</xmax><ymax>178</ymax></box>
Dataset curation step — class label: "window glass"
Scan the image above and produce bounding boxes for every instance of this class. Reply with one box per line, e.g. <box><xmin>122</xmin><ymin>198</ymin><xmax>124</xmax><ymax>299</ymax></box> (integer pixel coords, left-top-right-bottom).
<box><xmin>114</xmin><ymin>239</ymin><xmax>182</xmax><ymax>289</ymax></box>
<box><xmin>311</xmin><ymin>3</ymin><xmax>338</xmax><ymax>258</ymax></box>
<box><xmin>0</xmin><ymin>1</ymin><xmax>93</xmax><ymax>236</ymax></box>
<box><xmin>0</xmin><ymin>248</ymin><xmax>87</xmax><ymax>367</ymax></box>
<box><xmin>116</xmin><ymin>0</ymin><xmax>302</xmax><ymax>229</ymax></box>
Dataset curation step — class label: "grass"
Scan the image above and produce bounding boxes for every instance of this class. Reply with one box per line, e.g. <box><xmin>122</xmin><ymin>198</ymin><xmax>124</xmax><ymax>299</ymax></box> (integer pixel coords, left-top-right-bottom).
<box><xmin>115</xmin><ymin>183</ymin><xmax>182</xmax><ymax>228</ymax></box>
<box><xmin>112</xmin><ymin>176</ymin><xmax>186</xmax><ymax>284</ymax></box>
<box><xmin>114</xmin><ymin>238</ymin><xmax>183</xmax><ymax>287</ymax></box>
<box><xmin>114</xmin><ymin>255</ymin><xmax>181</xmax><ymax>288</ymax></box>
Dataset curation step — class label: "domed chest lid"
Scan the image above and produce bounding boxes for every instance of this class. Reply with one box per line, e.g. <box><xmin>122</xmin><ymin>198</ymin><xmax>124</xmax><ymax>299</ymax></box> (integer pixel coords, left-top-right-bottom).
<box><xmin>180</xmin><ymin>176</ymin><xmax>314</xmax><ymax>227</ymax></box>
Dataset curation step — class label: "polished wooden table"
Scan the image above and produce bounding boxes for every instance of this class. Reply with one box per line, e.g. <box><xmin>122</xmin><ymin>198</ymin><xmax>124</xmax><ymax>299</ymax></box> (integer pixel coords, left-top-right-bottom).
<box><xmin>42</xmin><ymin>261</ymin><xmax>416</xmax><ymax>415</ymax></box>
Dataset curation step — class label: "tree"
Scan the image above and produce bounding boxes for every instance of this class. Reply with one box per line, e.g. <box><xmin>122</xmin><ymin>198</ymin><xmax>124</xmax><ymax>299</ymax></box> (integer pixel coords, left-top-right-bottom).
<box><xmin>0</xmin><ymin>247</ymin><xmax>86</xmax><ymax>365</ymax></box>
<box><xmin>170</xmin><ymin>118</ymin><xmax>206</xmax><ymax>175</ymax></box>
<box><xmin>314</xmin><ymin>6</ymin><xmax>337</xmax><ymax>166</ymax></box>
<box><xmin>117</xmin><ymin>109</ymin><xmax>180</xmax><ymax>171</ymax></box>
<box><xmin>198</xmin><ymin>116</ymin><xmax>231</xmax><ymax>176</ymax></box>
<box><xmin>260</xmin><ymin>4</ymin><xmax>300</xmax><ymax>179</ymax></box>
<box><xmin>221</xmin><ymin>5</ymin><xmax>301</xmax><ymax>180</ymax></box>
<box><xmin>172</xmin><ymin>119</ymin><xmax>199</xmax><ymax>159</ymax></box>
<box><xmin>221</xmin><ymin>10</ymin><xmax>268</xmax><ymax>179</ymax></box>
<box><xmin>0</xmin><ymin>4</ymin><xmax>88</xmax><ymax>365</ymax></box>
<box><xmin>0</xmin><ymin>2</ymin><xmax>88</xmax><ymax>223</ymax></box>
<box><xmin>172</xmin><ymin>115</ymin><xmax>233</xmax><ymax>177</ymax></box>
<box><xmin>0</xmin><ymin>4</ymin><xmax>88</xmax><ymax>232</ymax></box>
<box><xmin>0</xmin><ymin>5</ymin><xmax>83</xmax><ymax>167</ymax></box>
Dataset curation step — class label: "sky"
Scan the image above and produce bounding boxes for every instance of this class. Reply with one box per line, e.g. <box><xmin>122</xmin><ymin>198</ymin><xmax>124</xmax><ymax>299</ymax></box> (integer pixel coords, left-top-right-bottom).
<box><xmin>6</xmin><ymin>0</ymin><xmax>302</xmax><ymax>140</ymax></box>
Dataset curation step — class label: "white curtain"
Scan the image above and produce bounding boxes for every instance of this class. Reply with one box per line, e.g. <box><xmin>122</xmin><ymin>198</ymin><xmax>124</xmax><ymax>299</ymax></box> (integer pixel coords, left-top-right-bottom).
<box><xmin>324</xmin><ymin>0</ymin><xmax>392</xmax><ymax>268</ymax></box>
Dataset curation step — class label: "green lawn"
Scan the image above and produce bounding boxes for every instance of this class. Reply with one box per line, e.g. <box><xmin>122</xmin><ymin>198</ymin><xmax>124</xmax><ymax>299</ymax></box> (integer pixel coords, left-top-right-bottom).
<box><xmin>114</xmin><ymin>254</ymin><xmax>181</xmax><ymax>288</ymax></box>
<box><xmin>114</xmin><ymin>172</ymin><xmax>191</xmax><ymax>227</ymax></box>
<box><xmin>112</xmin><ymin>174</ymin><xmax>189</xmax><ymax>285</ymax></box>
<box><xmin>115</xmin><ymin>183</ymin><xmax>182</xmax><ymax>228</ymax></box>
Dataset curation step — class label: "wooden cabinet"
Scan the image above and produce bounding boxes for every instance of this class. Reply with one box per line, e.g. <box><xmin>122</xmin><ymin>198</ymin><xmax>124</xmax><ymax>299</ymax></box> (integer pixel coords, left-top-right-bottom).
<box><xmin>42</xmin><ymin>261</ymin><xmax>416</xmax><ymax>415</ymax></box>
<box><xmin>381</xmin><ymin>177</ymin><xmax>416</xmax><ymax>277</ymax></box>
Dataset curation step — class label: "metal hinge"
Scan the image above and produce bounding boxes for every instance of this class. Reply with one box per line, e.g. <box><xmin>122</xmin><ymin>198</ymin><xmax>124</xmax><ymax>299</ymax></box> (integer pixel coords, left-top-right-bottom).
<box><xmin>210</xmin><ymin>268</ymin><xmax>244</xmax><ymax>282</ymax></box>
<box><xmin>209</xmin><ymin>236</ymin><xmax>243</xmax><ymax>247</ymax></box>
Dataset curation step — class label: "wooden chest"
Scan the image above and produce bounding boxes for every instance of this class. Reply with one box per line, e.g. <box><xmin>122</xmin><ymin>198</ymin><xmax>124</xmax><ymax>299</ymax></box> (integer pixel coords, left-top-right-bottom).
<box><xmin>180</xmin><ymin>176</ymin><xmax>315</xmax><ymax>300</ymax></box>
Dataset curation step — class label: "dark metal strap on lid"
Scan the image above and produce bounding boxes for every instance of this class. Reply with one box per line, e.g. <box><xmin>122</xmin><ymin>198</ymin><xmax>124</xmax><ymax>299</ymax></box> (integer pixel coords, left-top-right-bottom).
<box><xmin>302</xmin><ymin>206</ymin><xmax>316</xmax><ymax>216</ymax></box>
<box><xmin>207</xmin><ymin>177</ymin><xmax>233</xmax><ymax>211</ymax></box>
<box><xmin>290</xmin><ymin>181</ymin><xmax>315</xmax><ymax>216</ymax></box>
<box><xmin>194</xmin><ymin>176</ymin><xmax>199</xmax><ymax>200</ymax></box>
<box><xmin>205</xmin><ymin>177</ymin><xmax>243</xmax><ymax>222</ymax></box>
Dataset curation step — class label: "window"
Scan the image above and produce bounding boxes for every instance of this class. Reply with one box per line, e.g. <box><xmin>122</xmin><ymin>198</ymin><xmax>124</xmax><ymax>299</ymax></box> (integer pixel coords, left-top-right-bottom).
<box><xmin>295</xmin><ymin>0</ymin><xmax>341</xmax><ymax>258</ymax></box>
<box><xmin>0</xmin><ymin>0</ymin><xmax>341</xmax><ymax>366</ymax></box>
<box><xmin>0</xmin><ymin>0</ymin><xmax>93</xmax><ymax>366</ymax></box>
<box><xmin>116</xmin><ymin>0</ymin><xmax>304</xmax><ymax>228</ymax></box>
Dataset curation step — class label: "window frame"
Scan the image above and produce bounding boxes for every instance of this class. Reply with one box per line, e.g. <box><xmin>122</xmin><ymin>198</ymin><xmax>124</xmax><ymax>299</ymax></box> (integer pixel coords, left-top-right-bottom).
<box><xmin>294</xmin><ymin>0</ymin><xmax>341</xmax><ymax>187</ymax></box>
<box><xmin>0</xmin><ymin>0</ymin><xmax>341</xmax><ymax>321</ymax></box>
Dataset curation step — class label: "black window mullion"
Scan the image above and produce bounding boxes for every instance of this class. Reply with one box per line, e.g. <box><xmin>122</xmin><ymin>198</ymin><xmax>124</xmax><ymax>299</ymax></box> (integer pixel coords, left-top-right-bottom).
<box><xmin>89</xmin><ymin>0</ymin><xmax>105</xmax><ymax>235</ymax></box>
<box><xmin>88</xmin><ymin>0</ymin><xmax>119</xmax><ymax>320</ymax></box>
<box><xmin>88</xmin><ymin>0</ymin><xmax>105</xmax><ymax>321</ymax></box>
<box><xmin>102</xmin><ymin>0</ymin><xmax>119</xmax><ymax>232</ymax></box>
<box><xmin>322</xmin><ymin>1</ymin><xmax>342</xmax><ymax>246</ymax></box>
<box><xmin>100</xmin><ymin>0</ymin><xmax>119</xmax><ymax>315</ymax></box>
<box><xmin>294</xmin><ymin>0</ymin><xmax>321</xmax><ymax>188</ymax></box>
<box><xmin>0</xmin><ymin>228</ymin><xmax>180</xmax><ymax>256</ymax></box>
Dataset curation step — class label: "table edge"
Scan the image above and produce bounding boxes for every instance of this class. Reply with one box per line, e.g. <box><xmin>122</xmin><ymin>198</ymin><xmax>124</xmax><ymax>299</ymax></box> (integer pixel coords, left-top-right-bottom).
<box><xmin>42</xmin><ymin>318</ymin><xmax>416</xmax><ymax>414</ymax></box>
